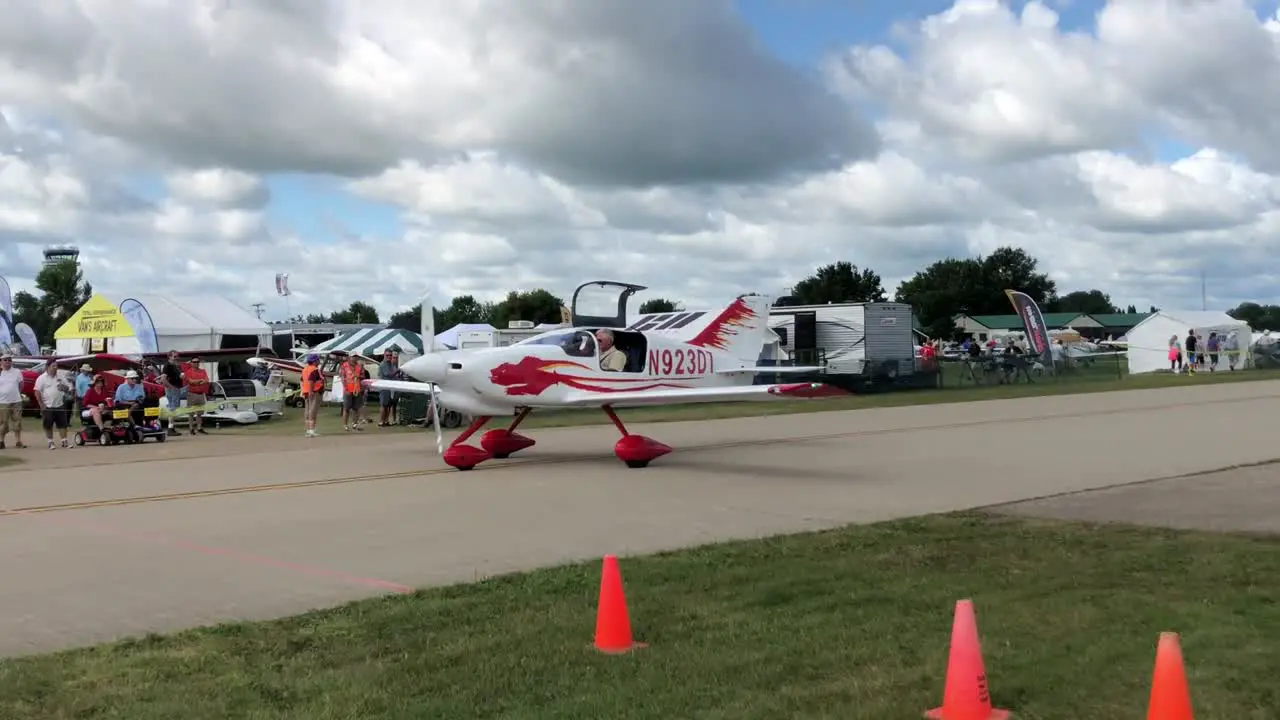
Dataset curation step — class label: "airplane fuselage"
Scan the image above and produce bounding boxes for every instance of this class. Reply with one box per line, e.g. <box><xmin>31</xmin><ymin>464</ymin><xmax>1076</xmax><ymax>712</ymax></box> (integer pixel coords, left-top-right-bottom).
<box><xmin>404</xmin><ymin>330</ymin><xmax>757</xmax><ymax>416</ymax></box>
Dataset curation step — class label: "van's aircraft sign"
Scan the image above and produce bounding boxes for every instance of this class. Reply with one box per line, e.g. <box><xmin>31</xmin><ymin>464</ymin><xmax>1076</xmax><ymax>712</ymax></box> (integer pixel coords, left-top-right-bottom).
<box><xmin>53</xmin><ymin>294</ymin><xmax>137</xmax><ymax>340</ymax></box>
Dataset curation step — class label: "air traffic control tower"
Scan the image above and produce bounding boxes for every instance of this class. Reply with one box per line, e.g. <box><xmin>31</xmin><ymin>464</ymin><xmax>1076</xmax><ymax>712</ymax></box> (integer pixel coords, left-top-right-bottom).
<box><xmin>42</xmin><ymin>245</ymin><xmax>81</xmax><ymax>266</ymax></box>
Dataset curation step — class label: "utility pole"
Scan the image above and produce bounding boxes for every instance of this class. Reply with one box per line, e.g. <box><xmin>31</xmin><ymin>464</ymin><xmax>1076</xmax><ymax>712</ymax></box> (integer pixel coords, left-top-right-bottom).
<box><xmin>251</xmin><ymin>302</ymin><xmax>265</xmax><ymax>319</ymax></box>
<box><xmin>1200</xmin><ymin>269</ymin><xmax>1207</xmax><ymax>311</ymax></box>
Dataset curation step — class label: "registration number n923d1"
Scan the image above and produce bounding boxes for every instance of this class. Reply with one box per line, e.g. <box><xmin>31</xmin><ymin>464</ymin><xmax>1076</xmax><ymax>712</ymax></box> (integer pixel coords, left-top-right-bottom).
<box><xmin>647</xmin><ymin>348</ymin><xmax>714</xmax><ymax>376</ymax></box>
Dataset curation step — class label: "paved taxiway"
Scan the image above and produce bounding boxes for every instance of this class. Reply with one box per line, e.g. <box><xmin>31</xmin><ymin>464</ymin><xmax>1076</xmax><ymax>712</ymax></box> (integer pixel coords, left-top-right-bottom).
<box><xmin>2</xmin><ymin>379</ymin><xmax>1279</xmax><ymax>657</ymax></box>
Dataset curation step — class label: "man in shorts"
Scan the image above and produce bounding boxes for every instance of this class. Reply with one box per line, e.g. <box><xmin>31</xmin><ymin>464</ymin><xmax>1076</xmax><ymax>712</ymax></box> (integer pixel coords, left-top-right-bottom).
<box><xmin>300</xmin><ymin>354</ymin><xmax>325</xmax><ymax>438</ymax></box>
<box><xmin>377</xmin><ymin>349</ymin><xmax>399</xmax><ymax>426</ymax></box>
<box><xmin>33</xmin><ymin>362</ymin><xmax>73</xmax><ymax>449</ymax></box>
<box><xmin>340</xmin><ymin>354</ymin><xmax>365</xmax><ymax>432</ymax></box>
<box><xmin>0</xmin><ymin>354</ymin><xmax>27</xmax><ymax>449</ymax></box>
<box><xmin>184</xmin><ymin>354</ymin><xmax>210</xmax><ymax>435</ymax></box>
<box><xmin>160</xmin><ymin>350</ymin><xmax>185</xmax><ymax>437</ymax></box>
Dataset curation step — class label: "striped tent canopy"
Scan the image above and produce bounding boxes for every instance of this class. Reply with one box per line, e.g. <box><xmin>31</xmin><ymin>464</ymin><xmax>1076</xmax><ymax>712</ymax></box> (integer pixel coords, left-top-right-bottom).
<box><xmin>310</xmin><ymin>327</ymin><xmax>424</xmax><ymax>358</ymax></box>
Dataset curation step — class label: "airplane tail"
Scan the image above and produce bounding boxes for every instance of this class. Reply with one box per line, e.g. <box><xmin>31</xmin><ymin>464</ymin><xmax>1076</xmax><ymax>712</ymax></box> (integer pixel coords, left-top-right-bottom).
<box><xmin>684</xmin><ymin>294</ymin><xmax>771</xmax><ymax>363</ymax></box>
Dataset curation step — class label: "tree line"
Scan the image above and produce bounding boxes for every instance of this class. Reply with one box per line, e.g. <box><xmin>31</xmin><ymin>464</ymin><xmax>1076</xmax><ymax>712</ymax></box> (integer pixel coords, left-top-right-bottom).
<box><xmin>11</xmin><ymin>249</ymin><xmax>1280</xmax><ymax>350</ymax></box>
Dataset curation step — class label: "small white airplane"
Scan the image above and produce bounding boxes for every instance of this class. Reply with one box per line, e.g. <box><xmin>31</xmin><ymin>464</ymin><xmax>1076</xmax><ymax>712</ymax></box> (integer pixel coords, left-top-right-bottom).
<box><xmin>367</xmin><ymin>280</ymin><xmax>848</xmax><ymax>471</ymax></box>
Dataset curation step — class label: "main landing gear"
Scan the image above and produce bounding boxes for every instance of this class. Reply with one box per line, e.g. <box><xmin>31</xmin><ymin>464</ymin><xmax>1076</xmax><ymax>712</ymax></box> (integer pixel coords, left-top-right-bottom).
<box><xmin>437</xmin><ymin>405</ymin><xmax>672</xmax><ymax>471</ymax></box>
<box><xmin>442</xmin><ymin>408</ymin><xmax>536</xmax><ymax>471</ymax></box>
<box><xmin>603</xmin><ymin>405</ymin><xmax>671</xmax><ymax>469</ymax></box>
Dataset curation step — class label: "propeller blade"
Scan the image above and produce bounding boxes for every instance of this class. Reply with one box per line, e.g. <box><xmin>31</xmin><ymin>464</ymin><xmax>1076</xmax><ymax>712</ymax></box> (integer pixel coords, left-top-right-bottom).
<box><xmin>430</xmin><ymin>384</ymin><xmax>443</xmax><ymax>455</ymax></box>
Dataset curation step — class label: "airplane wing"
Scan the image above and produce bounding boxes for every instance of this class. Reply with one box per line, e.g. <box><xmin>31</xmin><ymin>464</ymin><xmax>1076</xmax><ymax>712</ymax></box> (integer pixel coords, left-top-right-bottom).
<box><xmin>365</xmin><ymin>379</ymin><xmax>433</xmax><ymax>395</ymax></box>
<box><xmin>51</xmin><ymin>353</ymin><xmax>142</xmax><ymax>372</ymax></box>
<box><xmin>140</xmin><ymin>348</ymin><xmax>277</xmax><ymax>364</ymax></box>
<box><xmin>365</xmin><ymin>378</ymin><xmax>848</xmax><ymax>407</ymax></box>
<box><xmin>559</xmin><ymin>382</ymin><xmax>848</xmax><ymax>408</ymax></box>
<box><xmin>715</xmin><ymin>365</ymin><xmax>825</xmax><ymax>375</ymax></box>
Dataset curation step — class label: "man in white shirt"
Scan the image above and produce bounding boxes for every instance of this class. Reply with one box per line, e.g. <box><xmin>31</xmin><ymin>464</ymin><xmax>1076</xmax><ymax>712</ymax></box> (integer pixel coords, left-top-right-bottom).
<box><xmin>33</xmin><ymin>362</ymin><xmax>73</xmax><ymax>449</ymax></box>
<box><xmin>0</xmin><ymin>354</ymin><xmax>26</xmax><ymax>449</ymax></box>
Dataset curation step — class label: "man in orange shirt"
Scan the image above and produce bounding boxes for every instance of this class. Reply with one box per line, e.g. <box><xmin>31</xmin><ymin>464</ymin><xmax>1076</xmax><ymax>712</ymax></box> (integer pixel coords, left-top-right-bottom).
<box><xmin>300</xmin><ymin>354</ymin><xmax>325</xmax><ymax>438</ymax></box>
<box><xmin>340</xmin><ymin>354</ymin><xmax>365</xmax><ymax>432</ymax></box>
<box><xmin>184</xmin><ymin>355</ymin><xmax>211</xmax><ymax>435</ymax></box>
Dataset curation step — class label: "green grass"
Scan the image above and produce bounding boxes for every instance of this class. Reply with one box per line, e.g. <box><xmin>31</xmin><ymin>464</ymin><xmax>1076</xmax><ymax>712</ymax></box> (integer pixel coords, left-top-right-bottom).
<box><xmin>3</xmin><ymin>513</ymin><xmax>1278</xmax><ymax>719</ymax></box>
<box><xmin>222</xmin><ymin>365</ymin><xmax>1280</xmax><ymax>436</ymax></box>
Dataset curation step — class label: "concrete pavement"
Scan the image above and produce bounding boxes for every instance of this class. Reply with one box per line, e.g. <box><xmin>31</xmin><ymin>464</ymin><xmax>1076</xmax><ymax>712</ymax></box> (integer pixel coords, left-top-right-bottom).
<box><xmin>1</xmin><ymin>379</ymin><xmax>1278</xmax><ymax>657</ymax></box>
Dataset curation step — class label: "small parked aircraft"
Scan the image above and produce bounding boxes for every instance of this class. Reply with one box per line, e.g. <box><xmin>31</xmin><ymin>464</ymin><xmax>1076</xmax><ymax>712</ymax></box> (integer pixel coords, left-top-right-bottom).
<box><xmin>366</xmin><ymin>280</ymin><xmax>848</xmax><ymax>471</ymax></box>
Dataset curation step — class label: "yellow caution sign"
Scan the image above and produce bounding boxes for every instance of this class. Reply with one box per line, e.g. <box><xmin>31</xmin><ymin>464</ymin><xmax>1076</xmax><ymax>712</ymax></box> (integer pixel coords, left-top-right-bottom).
<box><xmin>54</xmin><ymin>294</ymin><xmax>136</xmax><ymax>340</ymax></box>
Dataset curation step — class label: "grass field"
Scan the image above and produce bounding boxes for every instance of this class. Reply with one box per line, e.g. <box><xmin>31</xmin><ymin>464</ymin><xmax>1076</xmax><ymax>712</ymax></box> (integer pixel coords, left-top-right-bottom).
<box><xmin>2</xmin><ymin>513</ymin><xmax>1276</xmax><ymax>719</ymax></box>
<box><xmin>221</xmin><ymin>365</ymin><xmax>1280</xmax><ymax>436</ymax></box>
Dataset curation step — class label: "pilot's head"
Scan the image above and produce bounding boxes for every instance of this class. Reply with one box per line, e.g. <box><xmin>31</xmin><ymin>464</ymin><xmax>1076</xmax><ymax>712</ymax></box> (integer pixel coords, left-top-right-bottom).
<box><xmin>595</xmin><ymin>329</ymin><xmax>615</xmax><ymax>350</ymax></box>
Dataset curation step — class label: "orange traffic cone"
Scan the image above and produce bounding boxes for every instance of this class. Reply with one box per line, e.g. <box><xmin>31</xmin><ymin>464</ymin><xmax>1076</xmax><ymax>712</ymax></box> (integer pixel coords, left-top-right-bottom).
<box><xmin>593</xmin><ymin>555</ymin><xmax>645</xmax><ymax>653</ymax></box>
<box><xmin>925</xmin><ymin>599</ymin><xmax>1010</xmax><ymax>720</ymax></box>
<box><xmin>1147</xmin><ymin>632</ymin><xmax>1194</xmax><ymax>720</ymax></box>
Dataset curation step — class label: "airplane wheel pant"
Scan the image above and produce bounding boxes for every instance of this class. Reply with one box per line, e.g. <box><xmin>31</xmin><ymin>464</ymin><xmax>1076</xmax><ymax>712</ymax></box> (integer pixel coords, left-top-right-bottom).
<box><xmin>614</xmin><ymin>435</ymin><xmax>672</xmax><ymax>468</ymax></box>
<box><xmin>479</xmin><ymin>429</ymin><xmax>536</xmax><ymax>459</ymax></box>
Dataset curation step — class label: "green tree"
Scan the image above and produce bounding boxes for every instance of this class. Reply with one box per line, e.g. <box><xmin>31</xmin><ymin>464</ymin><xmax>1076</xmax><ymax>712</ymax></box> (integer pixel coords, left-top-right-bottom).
<box><xmin>388</xmin><ymin>294</ymin><xmax>497</xmax><ymax>334</ymax></box>
<box><xmin>894</xmin><ymin>258</ymin><xmax>986</xmax><ymax>338</ymax></box>
<box><xmin>793</xmin><ymin>261</ymin><xmax>886</xmax><ymax>304</ymax></box>
<box><xmin>1125</xmin><ymin>304</ymin><xmax>1138</xmax><ymax>314</ymax></box>
<box><xmin>490</xmin><ymin>289</ymin><xmax>564</xmax><ymax>328</ymax></box>
<box><xmin>329</xmin><ymin>301</ymin><xmax>380</xmax><ymax>324</ymax></box>
<box><xmin>10</xmin><ymin>260</ymin><xmax>94</xmax><ymax>346</ymax></box>
<box><xmin>1229</xmin><ymin>302</ymin><xmax>1280</xmax><ymax>331</ymax></box>
<box><xmin>638</xmin><ymin>298</ymin><xmax>682</xmax><ymax>314</ymax></box>
<box><xmin>894</xmin><ymin>247</ymin><xmax>1056</xmax><ymax>338</ymax></box>
<box><xmin>1051</xmin><ymin>289</ymin><xmax>1118</xmax><ymax>315</ymax></box>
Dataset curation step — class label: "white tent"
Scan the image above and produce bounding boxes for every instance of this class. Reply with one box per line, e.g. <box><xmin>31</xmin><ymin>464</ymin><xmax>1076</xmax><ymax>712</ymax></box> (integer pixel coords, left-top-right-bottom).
<box><xmin>434</xmin><ymin>323</ymin><xmax>494</xmax><ymax>350</ymax></box>
<box><xmin>55</xmin><ymin>295</ymin><xmax>271</xmax><ymax>356</ymax></box>
<box><xmin>1124</xmin><ymin>310</ymin><xmax>1251</xmax><ymax>374</ymax></box>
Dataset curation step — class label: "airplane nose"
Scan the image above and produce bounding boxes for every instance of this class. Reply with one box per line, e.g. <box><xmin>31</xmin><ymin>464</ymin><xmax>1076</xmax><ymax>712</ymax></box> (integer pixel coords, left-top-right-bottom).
<box><xmin>401</xmin><ymin>353</ymin><xmax>447</xmax><ymax>384</ymax></box>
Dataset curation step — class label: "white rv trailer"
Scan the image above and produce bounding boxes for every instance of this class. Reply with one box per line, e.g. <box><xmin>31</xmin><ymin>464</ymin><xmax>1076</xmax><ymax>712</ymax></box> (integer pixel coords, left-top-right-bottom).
<box><xmin>454</xmin><ymin>320</ymin><xmax>567</xmax><ymax>350</ymax></box>
<box><xmin>768</xmin><ymin>302</ymin><xmax>917</xmax><ymax>379</ymax></box>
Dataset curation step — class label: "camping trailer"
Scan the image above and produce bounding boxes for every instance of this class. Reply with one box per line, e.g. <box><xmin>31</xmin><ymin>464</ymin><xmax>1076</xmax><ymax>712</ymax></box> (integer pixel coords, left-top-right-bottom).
<box><xmin>768</xmin><ymin>302</ymin><xmax>917</xmax><ymax>388</ymax></box>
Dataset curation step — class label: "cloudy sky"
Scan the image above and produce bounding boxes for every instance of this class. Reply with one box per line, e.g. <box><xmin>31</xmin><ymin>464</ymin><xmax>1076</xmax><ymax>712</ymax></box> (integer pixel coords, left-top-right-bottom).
<box><xmin>2</xmin><ymin>0</ymin><xmax>1279</xmax><ymax>320</ymax></box>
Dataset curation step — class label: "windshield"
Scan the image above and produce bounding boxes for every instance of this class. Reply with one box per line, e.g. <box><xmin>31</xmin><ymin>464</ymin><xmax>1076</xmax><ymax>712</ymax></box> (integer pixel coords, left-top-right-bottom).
<box><xmin>517</xmin><ymin>329</ymin><xmax>598</xmax><ymax>357</ymax></box>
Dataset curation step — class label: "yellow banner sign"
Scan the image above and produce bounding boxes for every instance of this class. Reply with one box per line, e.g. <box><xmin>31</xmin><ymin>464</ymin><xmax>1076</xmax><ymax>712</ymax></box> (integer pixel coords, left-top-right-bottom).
<box><xmin>54</xmin><ymin>294</ymin><xmax>137</xmax><ymax>340</ymax></box>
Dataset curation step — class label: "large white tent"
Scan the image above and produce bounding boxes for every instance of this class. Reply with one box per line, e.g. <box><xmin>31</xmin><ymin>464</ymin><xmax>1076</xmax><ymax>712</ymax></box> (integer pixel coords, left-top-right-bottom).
<box><xmin>1124</xmin><ymin>310</ymin><xmax>1252</xmax><ymax>374</ymax></box>
<box><xmin>55</xmin><ymin>294</ymin><xmax>271</xmax><ymax>356</ymax></box>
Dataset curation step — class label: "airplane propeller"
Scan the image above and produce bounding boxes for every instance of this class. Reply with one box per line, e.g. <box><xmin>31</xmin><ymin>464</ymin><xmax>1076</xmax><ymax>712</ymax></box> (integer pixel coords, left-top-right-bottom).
<box><xmin>419</xmin><ymin>291</ymin><xmax>444</xmax><ymax>456</ymax></box>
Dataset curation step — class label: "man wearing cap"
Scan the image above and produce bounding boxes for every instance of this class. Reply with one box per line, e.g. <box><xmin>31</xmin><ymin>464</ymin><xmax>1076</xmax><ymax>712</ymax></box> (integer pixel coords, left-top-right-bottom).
<box><xmin>114</xmin><ymin>370</ymin><xmax>147</xmax><ymax>406</ymax></box>
<box><xmin>0</xmin><ymin>354</ymin><xmax>27</xmax><ymax>449</ymax></box>
<box><xmin>184</xmin><ymin>355</ymin><xmax>210</xmax><ymax>435</ymax></box>
<box><xmin>33</xmin><ymin>362</ymin><xmax>73</xmax><ymax>449</ymax></box>
<box><xmin>74</xmin><ymin>364</ymin><xmax>94</xmax><ymax>413</ymax></box>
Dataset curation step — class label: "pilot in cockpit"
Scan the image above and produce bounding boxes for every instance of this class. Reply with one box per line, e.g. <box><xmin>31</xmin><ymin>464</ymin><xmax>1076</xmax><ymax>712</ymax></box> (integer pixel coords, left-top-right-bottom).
<box><xmin>595</xmin><ymin>329</ymin><xmax>627</xmax><ymax>372</ymax></box>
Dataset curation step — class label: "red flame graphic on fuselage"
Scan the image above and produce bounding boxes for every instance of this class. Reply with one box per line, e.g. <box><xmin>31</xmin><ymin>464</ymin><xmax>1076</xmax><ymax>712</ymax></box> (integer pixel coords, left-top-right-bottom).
<box><xmin>686</xmin><ymin>296</ymin><xmax>756</xmax><ymax>351</ymax></box>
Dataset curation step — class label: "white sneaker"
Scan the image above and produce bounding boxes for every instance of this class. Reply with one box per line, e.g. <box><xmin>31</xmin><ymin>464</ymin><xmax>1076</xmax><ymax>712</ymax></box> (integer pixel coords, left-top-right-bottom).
<box><xmin>61</xmin><ymin>439</ymin><xmax>70</xmax><ymax>449</ymax></box>
<box><xmin>47</xmin><ymin>440</ymin><xmax>55</xmax><ymax>450</ymax></box>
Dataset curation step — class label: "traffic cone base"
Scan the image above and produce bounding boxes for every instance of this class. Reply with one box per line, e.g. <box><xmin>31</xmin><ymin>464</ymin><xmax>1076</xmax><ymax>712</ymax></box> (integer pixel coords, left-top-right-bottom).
<box><xmin>593</xmin><ymin>555</ymin><xmax>644</xmax><ymax>654</ymax></box>
<box><xmin>924</xmin><ymin>599</ymin><xmax>1011</xmax><ymax>720</ymax></box>
<box><xmin>924</xmin><ymin>707</ymin><xmax>1009</xmax><ymax>720</ymax></box>
<box><xmin>593</xmin><ymin>640</ymin><xmax>648</xmax><ymax>655</ymax></box>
